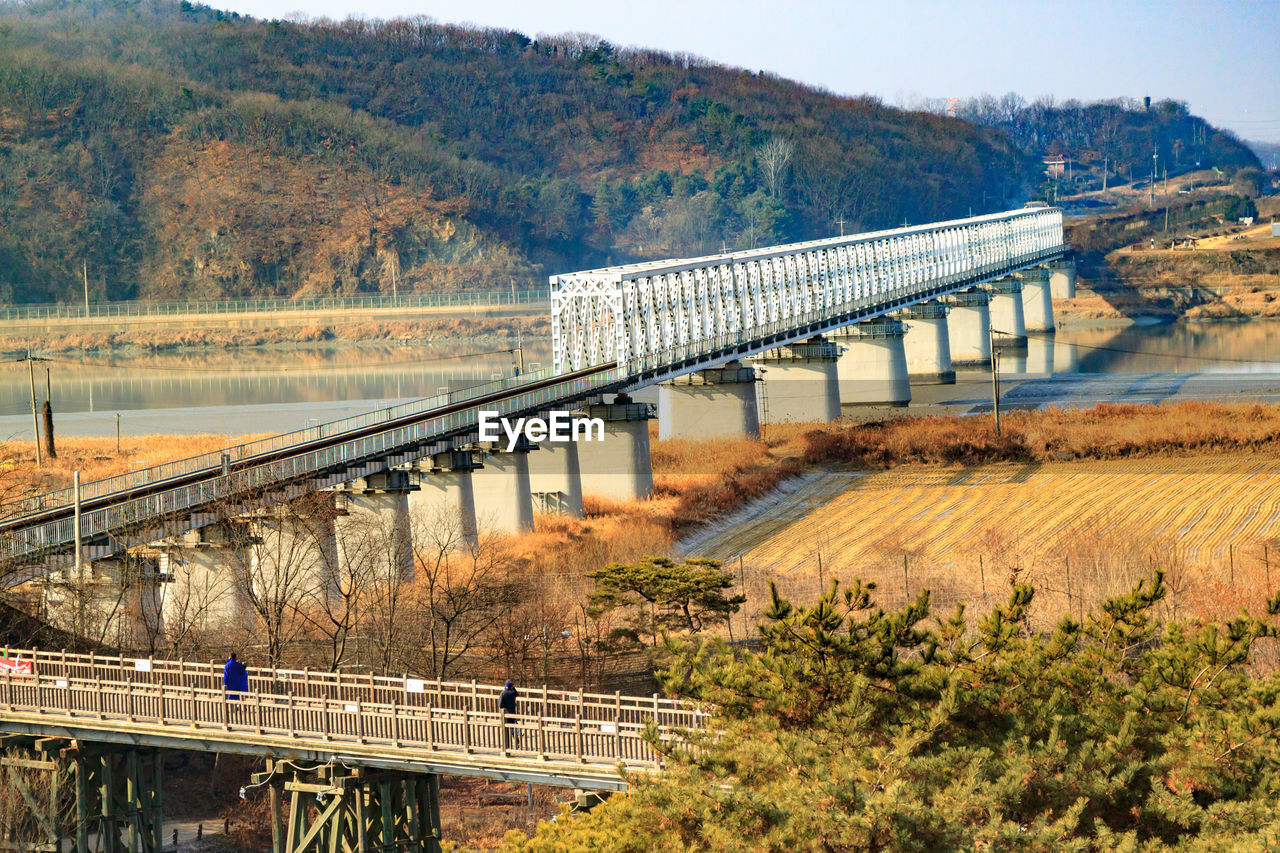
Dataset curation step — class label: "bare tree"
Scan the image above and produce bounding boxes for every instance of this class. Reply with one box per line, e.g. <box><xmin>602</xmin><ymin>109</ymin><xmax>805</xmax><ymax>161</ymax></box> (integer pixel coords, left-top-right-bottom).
<box><xmin>230</xmin><ymin>493</ymin><xmax>339</xmax><ymax>667</ymax></box>
<box><xmin>406</xmin><ymin>506</ymin><xmax>522</xmax><ymax>680</ymax></box>
<box><xmin>755</xmin><ymin>136</ymin><xmax>795</xmax><ymax>198</ymax></box>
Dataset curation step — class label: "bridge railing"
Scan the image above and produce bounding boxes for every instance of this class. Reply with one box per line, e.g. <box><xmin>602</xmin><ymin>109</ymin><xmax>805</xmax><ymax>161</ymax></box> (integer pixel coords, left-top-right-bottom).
<box><xmin>3</xmin><ymin>648</ymin><xmax>701</xmax><ymax>728</ymax></box>
<box><xmin>0</xmin><ymin>669</ymin><xmax>683</xmax><ymax>769</ymax></box>
<box><xmin>1</xmin><ymin>365</ymin><xmax>621</xmax><ymax>561</ymax></box>
<box><xmin>1</xmin><ymin>369</ymin><xmax>537</xmax><ymax>520</ymax></box>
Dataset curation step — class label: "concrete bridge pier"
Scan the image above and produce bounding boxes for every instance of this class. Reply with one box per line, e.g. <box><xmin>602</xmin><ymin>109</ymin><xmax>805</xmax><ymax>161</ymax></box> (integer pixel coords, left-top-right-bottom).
<box><xmin>1049</xmin><ymin>258</ymin><xmax>1077</xmax><ymax>299</ymax></box>
<box><xmin>407</xmin><ymin>448</ymin><xmax>481</xmax><ymax>548</ymax></box>
<box><xmin>658</xmin><ymin>360</ymin><xmax>760</xmax><ymax>440</ymax></box>
<box><xmin>576</xmin><ymin>396</ymin><xmax>655</xmax><ymax>503</ymax></box>
<box><xmin>42</xmin><ymin>554</ymin><xmax>164</xmax><ymax>649</ymax></box>
<box><xmin>830</xmin><ymin>318</ymin><xmax>911</xmax><ymax>406</ymax></box>
<box><xmin>247</xmin><ymin>495</ymin><xmax>342</xmax><ymax>601</ymax></box>
<box><xmin>750</xmin><ymin>338</ymin><xmax>842</xmax><ymax>424</ymax></box>
<box><xmin>1016</xmin><ymin>268</ymin><xmax>1055</xmax><ymax>333</ymax></box>
<box><xmin>528</xmin><ymin>416</ymin><xmax>585</xmax><ymax>518</ymax></box>
<box><xmin>471</xmin><ymin>438</ymin><xmax>537</xmax><ymax>535</ymax></box>
<box><xmin>332</xmin><ymin>471</ymin><xmax>416</xmax><ymax>581</ymax></box>
<box><xmin>158</xmin><ymin>522</ymin><xmax>253</xmax><ymax>635</ymax></box>
<box><xmin>981</xmin><ymin>278</ymin><xmax>1027</xmax><ymax>349</ymax></box>
<box><xmin>941</xmin><ymin>289</ymin><xmax>992</xmax><ymax>366</ymax></box>
<box><xmin>894</xmin><ymin>302</ymin><xmax>955</xmax><ymax>384</ymax></box>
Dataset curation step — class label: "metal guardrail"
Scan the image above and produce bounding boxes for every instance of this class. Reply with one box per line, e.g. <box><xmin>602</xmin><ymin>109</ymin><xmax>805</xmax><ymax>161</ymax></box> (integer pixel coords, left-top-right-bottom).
<box><xmin>3</xmin><ymin>367</ymin><xmax>575</xmax><ymax>518</ymax></box>
<box><xmin>0</xmin><ymin>291</ymin><xmax>548</xmax><ymax>322</ymax></box>
<box><xmin>0</xmin><ymin>649</ymin><xmax>703</xmax><ymax>770</ymax></box>
<box><xmin>1</xmin><ymin>366</ymin><xmax>620</xmax><ymax>561</ymax></box>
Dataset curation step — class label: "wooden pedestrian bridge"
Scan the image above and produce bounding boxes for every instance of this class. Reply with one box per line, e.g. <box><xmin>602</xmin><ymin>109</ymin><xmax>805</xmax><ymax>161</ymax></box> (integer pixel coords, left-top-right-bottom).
<box><xmin>0</xmin><ymin>648</ymin><xmax>706</xmax><ymax>852</ymax></box>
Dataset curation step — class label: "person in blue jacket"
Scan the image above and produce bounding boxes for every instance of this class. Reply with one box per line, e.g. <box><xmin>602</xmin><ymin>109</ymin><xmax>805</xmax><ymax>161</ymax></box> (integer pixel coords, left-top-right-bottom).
<box><xmin>223</xmin><ymin>652</ymin><xmax>248</xmax><ymax>701</ymax></box>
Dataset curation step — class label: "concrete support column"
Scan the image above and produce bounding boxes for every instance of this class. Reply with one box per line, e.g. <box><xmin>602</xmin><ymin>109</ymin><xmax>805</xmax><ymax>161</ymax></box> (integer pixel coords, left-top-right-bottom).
<box><xmin>407</xmin><ymin>448</ymin><xmax>481</xmax><ymax>548</ymax></box>
<box><xmin>1049</xmin><ymin>258</ymin><xmax>1077</xmax><ymax>299</ymax></box>
<box><xmin>981</xmin><ymin>278</ymin><xmax>1027</xmax><ymax>349</ymax></box>
<box><xmin>750</xmin><ymin>338</ymin><xmax>842</xmax><ymax>424</ymax></box>
<box><xmin>471</xmin><ymin>439</ymin><xmax>536</xmax><ymax>535</ymax></box>
<box><xmin>1016</xmin><ymin>268</ymin><xmax>1055</xmax><ymax>333</ymax></box>
<box><xmin>830</xmin><ymin>318</ymin><xmax>911</xmax><ymax>406</ymax></box>
<box><xmin>577</xmin><ymin>397</ymin><xmax>655</xmax><ymax>503</ymax></box>
<box><xmin>894</xmin><ymin>302</ymin><xmax>955</xmax><ymax>384</ymax></box>
<box><xmin>248</xmin><ymin>496</ymin><xmax>340</xmax><ymax>602</ymax></box>
<box><xmin>332</xmin><ymin>471</ymin><xmax>416</xmax><ymax>581</ymax></box>
<box><xmin>658</xmin><ymin>360</ymin><xmax>760</xmax><ymax>440</ymax></box>
<box><xmin>42</xmin><ymin>555</ymin><xmax>164</xmax><ymax>648</ymax></box>
<box><xmin>158</xmin><ymin>523</ymin><xmax>252</xmax><ymax>636</ymax></box>
<box><xmin>941</xmin><ymin>289</ymin><xmax>991</xmax><ymax>366</ymax></box>
<box><xmin>528</xmin><ymin>425</ymin><xmax>585</xmax><ymax>518</ymax></box>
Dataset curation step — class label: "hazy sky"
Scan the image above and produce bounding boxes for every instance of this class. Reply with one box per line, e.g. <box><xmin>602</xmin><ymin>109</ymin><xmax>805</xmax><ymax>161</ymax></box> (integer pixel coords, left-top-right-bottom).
<box><xmin>215</xmin><ymin>0</ymin><xmax>1280</xmax><ymax>144</ymax></box>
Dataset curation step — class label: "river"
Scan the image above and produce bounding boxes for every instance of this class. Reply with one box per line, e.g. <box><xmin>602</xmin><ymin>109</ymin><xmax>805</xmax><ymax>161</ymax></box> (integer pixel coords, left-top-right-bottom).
<box><xmin>1</xmin><ymin>321</ymin><xmax>1278</xmax><ymax>439</ymax></box>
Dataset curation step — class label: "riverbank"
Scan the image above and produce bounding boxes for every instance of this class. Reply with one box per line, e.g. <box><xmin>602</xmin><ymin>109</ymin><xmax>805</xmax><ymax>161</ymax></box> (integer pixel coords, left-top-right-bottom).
<box><xmin>0</xmin><ymin>315</ymin><xmax>547</xmax><ymax>357</ymax></box>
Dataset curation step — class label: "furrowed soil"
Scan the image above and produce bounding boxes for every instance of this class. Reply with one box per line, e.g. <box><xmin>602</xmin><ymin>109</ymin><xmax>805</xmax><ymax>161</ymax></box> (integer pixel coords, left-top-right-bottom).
<box><xmin>684</xmin><ymin>453</ymin><xmax>1280</xmax><ymax>635</ymax></box>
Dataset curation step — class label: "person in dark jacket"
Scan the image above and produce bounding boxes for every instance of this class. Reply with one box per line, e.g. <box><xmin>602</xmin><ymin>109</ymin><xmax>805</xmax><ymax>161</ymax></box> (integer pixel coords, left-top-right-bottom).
<box><xmin>223</xmin><ymin>653</ymin><xmax>248</xmax><ymax>701</ymax></box>
<box><xmin>499</xmin><ymin>680</ymin><xmax>519</xmax><ymax>748</ymax></box>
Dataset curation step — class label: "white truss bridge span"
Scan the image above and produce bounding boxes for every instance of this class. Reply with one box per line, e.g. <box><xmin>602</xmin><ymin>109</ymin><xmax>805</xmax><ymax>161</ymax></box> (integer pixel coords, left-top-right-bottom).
<box><xmin>552</xmin><ymin>206</ymin><xmax>1065</xmax><ymax>382</ymax></box>
<box><xmin>0</xmin><ymin>207</ymin><xmax>1065</xmax><ymax>566</ymax></box>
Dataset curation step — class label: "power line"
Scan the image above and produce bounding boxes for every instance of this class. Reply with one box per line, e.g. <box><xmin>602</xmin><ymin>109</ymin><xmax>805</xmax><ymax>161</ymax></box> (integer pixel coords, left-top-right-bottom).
<box><xmin>1004</xmin><ymin>329</ymin><xmax>1280</xmax><ymax>366</ymax></box>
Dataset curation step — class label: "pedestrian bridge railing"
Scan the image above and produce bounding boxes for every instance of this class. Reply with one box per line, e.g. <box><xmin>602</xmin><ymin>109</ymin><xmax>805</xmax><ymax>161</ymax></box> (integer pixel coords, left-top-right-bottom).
<box><xmin>0</xmin><ymin>649</ymin><xmax>706</xmax><ymax>772</ymax></box>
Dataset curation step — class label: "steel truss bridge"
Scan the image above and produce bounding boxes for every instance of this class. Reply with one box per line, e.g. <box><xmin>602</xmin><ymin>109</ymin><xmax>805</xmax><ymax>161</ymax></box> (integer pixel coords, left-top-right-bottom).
<box><xmin>0</xmin><ymin>206</ymin><xmax>1065</xmax><ymax>569</ymax></box>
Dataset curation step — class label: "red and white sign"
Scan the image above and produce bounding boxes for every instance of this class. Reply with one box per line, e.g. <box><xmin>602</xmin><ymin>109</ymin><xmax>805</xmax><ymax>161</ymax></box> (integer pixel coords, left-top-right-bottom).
<box><xmin>0</xmin><ymin>657</ymin><xmax>34</xmax><ymax>677</ymax></box>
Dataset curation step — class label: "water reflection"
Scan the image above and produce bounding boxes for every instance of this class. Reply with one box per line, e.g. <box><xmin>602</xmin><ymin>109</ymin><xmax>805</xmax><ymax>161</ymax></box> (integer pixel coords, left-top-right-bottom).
<box><xmin>0</xmin><ymin>341</ymin><xmax>552</xmax><ymax>417</ymax></box>
<box><xmin>2</xmin><ymin>321</ymin><xmax>1278</xmax><ymax>420</ymax></box>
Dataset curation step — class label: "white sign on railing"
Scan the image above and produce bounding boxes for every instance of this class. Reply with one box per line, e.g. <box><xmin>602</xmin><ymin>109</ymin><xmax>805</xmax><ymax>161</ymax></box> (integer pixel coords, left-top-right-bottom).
<box><xmin>406</xmin><ymin>679</ymin><xmax>426</xmax><ymax>694</ymax></box>
<box><xmin>135</xmin><ymin>659</ymin><xmax>152</xmax><ymax>672</ymax></box>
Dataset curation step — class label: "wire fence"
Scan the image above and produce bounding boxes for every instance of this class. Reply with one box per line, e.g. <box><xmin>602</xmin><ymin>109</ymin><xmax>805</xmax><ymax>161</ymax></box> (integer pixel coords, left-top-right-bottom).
<box><xmin>0</xmin><ymin>290</ymin><xmax>549</xmax><ymax>322</ymax></box>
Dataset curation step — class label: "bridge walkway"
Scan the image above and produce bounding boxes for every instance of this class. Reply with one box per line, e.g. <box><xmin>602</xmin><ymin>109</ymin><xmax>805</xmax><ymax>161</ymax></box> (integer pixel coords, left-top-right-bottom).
<box><xmin>0</xmin><ymin>649</ymin><xmax>704</xmax><ymax>791</ymax></box>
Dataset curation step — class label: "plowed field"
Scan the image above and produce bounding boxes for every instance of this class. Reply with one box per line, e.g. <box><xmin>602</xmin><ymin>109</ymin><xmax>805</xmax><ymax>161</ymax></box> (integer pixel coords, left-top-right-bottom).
<box><xmin>684</xmin><ymin>454</ymin><xmax>1280</xmax><ymax>630</ymax></box>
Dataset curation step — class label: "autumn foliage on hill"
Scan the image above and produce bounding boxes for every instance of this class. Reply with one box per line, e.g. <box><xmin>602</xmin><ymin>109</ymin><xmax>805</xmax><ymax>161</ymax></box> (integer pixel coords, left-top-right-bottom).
<box><xmin>0</xmin><ymin>1</ymin><xmax>1249</xmax><ymax>308</ymax></box>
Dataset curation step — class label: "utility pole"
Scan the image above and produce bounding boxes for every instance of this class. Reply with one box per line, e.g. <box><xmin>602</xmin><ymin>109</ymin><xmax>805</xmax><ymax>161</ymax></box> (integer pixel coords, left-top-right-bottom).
<box><xmin>834</xmin><ymin>215</ymin><xmax>845</xmax><ymax>237</ymax></box>
<box><xmin>21</xmin><ymin>354</ymin><xmax>48</xmax><ymax>467</ymax></box>
<box><xmin>42</xmin><ymin>365</ymin><xmax>56</xmax><ymax>459</ymax></box>
<box><xmin>1151</xmin><ymin>148</ymin><xmax>1158</xmax><ymax>208</ymax></box>
<box><xmin>989</xmin><ymin>327</ymin><xmax>1001</xmax><ymax>435</ymax></box>
<box><xmin>83</xmin><ymin>259</ymin><xmax>90</xmax><ymax>316</ymax></box>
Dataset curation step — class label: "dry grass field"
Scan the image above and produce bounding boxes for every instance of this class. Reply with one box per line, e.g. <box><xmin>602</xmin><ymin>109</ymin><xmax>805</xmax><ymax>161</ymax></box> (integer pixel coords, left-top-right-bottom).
<box><xmin>683</xmin><ymin>453</ymin><xmax>1280</xmax><ymax>635</ymax></box>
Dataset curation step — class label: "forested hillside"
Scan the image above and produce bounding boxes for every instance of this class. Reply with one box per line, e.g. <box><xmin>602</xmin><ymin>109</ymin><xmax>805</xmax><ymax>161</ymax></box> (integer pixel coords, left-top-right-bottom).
<box><xmin>955</xmin><ymin>94</ymin><xmax>1264</xmax><ymax>195</ymax></box>
<box><xmin>0</xmin><ymin>1</ymin><xmax>1259</xmax><ymax>304</ymax></box>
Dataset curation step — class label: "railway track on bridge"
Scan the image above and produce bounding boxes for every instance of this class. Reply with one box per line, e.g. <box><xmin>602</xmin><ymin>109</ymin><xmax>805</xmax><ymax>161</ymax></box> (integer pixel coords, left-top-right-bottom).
<box><xmin>0</xmin><ymin>362</ymin><xmax>623</xmax><ymax>565</ymax></box>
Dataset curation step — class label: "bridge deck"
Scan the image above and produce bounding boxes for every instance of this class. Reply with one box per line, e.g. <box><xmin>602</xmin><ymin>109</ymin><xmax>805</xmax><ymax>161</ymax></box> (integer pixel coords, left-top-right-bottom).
<box><xmin>0</xmin><ymin>650</ymin><xmax>704</xmax><ymax>790</ymax></box>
